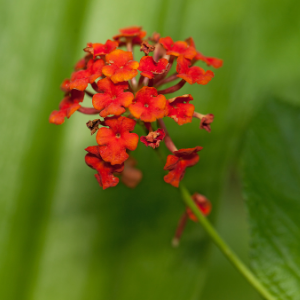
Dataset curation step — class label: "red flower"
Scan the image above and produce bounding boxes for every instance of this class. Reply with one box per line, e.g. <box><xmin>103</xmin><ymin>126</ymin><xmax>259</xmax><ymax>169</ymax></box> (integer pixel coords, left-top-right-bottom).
<box><xmin>138</xmin><ymin>56</ymin><xmax>168</xmax><ymax>79</ymax></box>
<box><xmin>92</xmin><ymin>78</ymin><xmax>134</xmax><ymax>117</ymax></box>
<box><xmin>200</xmin><ymin>113</ymin><xmax>214</xmax><ymax>132</ymax></box>
<box><xmin>96</xmin><ymin>116</ymin><xmax>139</xmax><ymax>165</ymax></box>
<box><xmin>84</xmin><ymin>40</ymin><xmax>119</xmax><ymax>58</ymax></box>
<box><xmin>60</xmin><ymin>79</ymin><xmax>70</xmax><ymax>93</ymax></box>
<box><xmin>159</xmin><ymin>36</ymin><xmax>196</xmax><ymax>60</ymax></box>
<box><xmin>140</xmin><ymin>128</ymin><xmax>165</xmax><ymax>149</ymax></box>
<box><xmin>102</xmin><ymin>49</ymin><xmax>139</xmax><ymax>83</ymax></box>
<box><xmin>176</xmin><ymin>56</ymin><xmax>214</xmax><ymax>85</ymax></box>
<box><xmin>186</xmin><ymin>37</ymin><xmax>223</xmax><ymax>68</ymax></box>
<box><xmin>186</xmin><ymin>193</ymin><xmax>212</xmax><ymax>221</ymax></box>
<box><xmin>49</xmin><ymin>89</ymin><xmax>84</xmax><ymax>125</ymax></box>
<box><xmin>74</xmin><ymin>56</ymin><xmax>88</xmax><ymax>71</ymax></box>
<box><xmin>121</xmin><ymin>157</ymin><xmax>143</xmax><ymax>188</ymax></box>
<box><xmin>113</xmin><ymin>26</ymin><xmax>146</xmax><ymax>40</ymax></box>
<box><xmin>164</xmin><ymin>146</ymin><xmax>203</xmax><ymax>187</ymax></box>
<box><xmin>166</xmin><ymin>94</ymin><xmax>195</xmax><ymax>125</ymax></box>
<box><xmin>70</xmin><ymin>59</ymin><xmax>104</xmax><ymax>91</ymax></box>
<box><xmin>85</xmin><ymin>146</ymin><xmax>124</xmax><ymax>190</ymax></box>
<box><xmin>129</xmin><ymin>86</ymin><xmax>167</xmax><ymax>122</ymax></box>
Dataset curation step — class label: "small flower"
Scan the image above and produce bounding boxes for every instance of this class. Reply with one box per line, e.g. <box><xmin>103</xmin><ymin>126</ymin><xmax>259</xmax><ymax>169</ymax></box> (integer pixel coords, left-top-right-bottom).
<box><xmin>102</xmin><ymin>49</ymin><xmax>139</xmax><ymax>83</ymax></box>
<box><xmin>92</xmin><ymin>78</ymin><xmax>134</xmax><ymax>117</ymax></box>
<box><xmin>60</xmin><ymin>79</ymin><xmax>70</xmax><ymax>93</ymax></box>
<box><xmin>113</xmin><ymin>26</ymin><xmax>146</xmax><ymax>46</ymax></box>
<box><xmin>166</xmin><ymin>94</ymin><xmax>195</xmax><ymax>125</ymax></box>
<box><xmin>121</xmin><ymin>156</ymin><xmax>143</xmax><ymax>188</ymax></box>
<box><xmin>49</xmin><ymin>89</ymin><xmax>84</xmax><ymax>125</ymax></box>
<box><xmin>140</xmin><ymin>128</ymin><xmax>165</xmax><ymax>149</ymax></box>
<box><xmin>85</xmin><ymin>146</ymin><xmax>124</xmax><ymax>190</ymax></box>
<box><xmin>129</xmin><ymin>86</ymin><xmax>167</xmax><ymax>122</ymax></box>
<box><xmin>164</xmin><ymin>146</ymin><xmax>203</xmax><ymax>187</ymax></box>
<box><xmin>84</xmin><ymin>40</ymin><xmax>119</xmax><ymax>58</ymax></box>
<box><xmin>138</xmin><ymin>56</ymin><xmax>168</xmax><ymax>79</ymax></box>
<box><xmin>176</xmin><ymin>56</ymin><xmax>214</xmax><ymax>85</ymax></box>
<box><xmin>159</xmin><ymin>36</ymin><xmax>196</xmax><ymax>60</ymax></box>
<box><xmin>70</xmin><ymin>59</ymin><xmax>105</xmax><ymax>91</ymax></box>
<box><xmin>193</xmin><ymin>112</ymin><xmax>214</xmax><ymax>132</ymax></box>
<box><xmin>186</xmin><ymin>193</ymin><xmax>212</xmax><ymax>221</ymax></box>
<box><xmin>140</xmin><ymin>41</ymin><xmax>155</xmax><ymax>55</ymax></box>
<box><xmin>96</xmin><ymin>116</ymin><xmax>139</xmax><ymax>165</ymax></box>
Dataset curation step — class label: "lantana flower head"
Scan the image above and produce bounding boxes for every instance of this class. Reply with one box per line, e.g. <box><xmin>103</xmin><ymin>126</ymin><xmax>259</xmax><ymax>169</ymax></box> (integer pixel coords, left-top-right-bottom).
<box><xmin>49</xmin><ymin>25</ymin><xmax>222</xmax><ymax>196</ymax></box>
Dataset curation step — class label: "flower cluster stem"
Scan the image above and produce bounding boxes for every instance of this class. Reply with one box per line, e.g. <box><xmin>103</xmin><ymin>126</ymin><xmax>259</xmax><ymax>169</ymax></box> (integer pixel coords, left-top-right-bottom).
<box><xmin>179</xmin><ymin>184</ymin><xmax>276</xmax><ymax>300</ymax></box>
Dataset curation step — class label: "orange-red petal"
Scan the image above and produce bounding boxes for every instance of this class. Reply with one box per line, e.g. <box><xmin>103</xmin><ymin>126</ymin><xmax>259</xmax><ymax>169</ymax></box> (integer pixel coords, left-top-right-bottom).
<box><xmin>96</xmin><ymin>116</ymin><xmax>138</xmax><ymax>165</ymax></box>
<box><xmin>163</xmin><ymin>146</ymin><xmax>203</xmax><ymax>187</ymax></box>
<box><xmin>85</xmin><ymin>145</ymin><xmax>124</xmax><ymax>190</ymax></box>
<box><xmin>138</xmin><ymin>56</ymin><xmax>168</xmax><ymax>79</ymax></box>
<box><xmin>166</xmin><ymin>94</ymin><xmax>195</xmax><ymax>125</ymax></box>
<box><xmin>92</xmin><ymin>78</ymin><xmax>133</xmax><ymax>117</ymax></box>
<box><xmin>129</xmin><ymin>87</ymin><xmax>167</xmax><ymax>122</ymax></box>
<box><xmin>176</xmin><ymin>56</ymin><xmax>214</xmax><ymax>85</ymax></box>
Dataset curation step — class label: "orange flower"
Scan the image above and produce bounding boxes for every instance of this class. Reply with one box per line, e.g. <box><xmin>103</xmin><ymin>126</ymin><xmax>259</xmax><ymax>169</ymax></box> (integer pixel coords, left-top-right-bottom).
<box><xmin>164</xmin><ymin>147</ymin><xmax>203</xmax><ymax>187</ymax></box>
<box><xmin>92</xmin><ymin>78</ymin><xmax>134</xmax><ymax>117</ymax></box>
<box><xmin>129</xmin><ymin>87</ymin><xmax>167</xmax><ymax>122</ymax></box>
<box><xmin>49</xmin><ymin>89</ymin><xmax>84</xmax><ymax>125</ymax></box>
<box><xmin>70</xmin><ymin>59</ymin><xmax>104</xmax><ymax>91</ymax></box>
<box><xmin>84</xmin><ymin>40</ymin><xmax>118</xmax><ymax>58</ymax></box>
<box><xmin>176</xmin><ymin>56</ymin><xmax>214</xmax><ymax>85</ymax></box>
<box><xmin>85</xmin><ymin>146</ymin><xmax>124</xmax><ymax>190</ymax></box>
<box><xmin>166</xmin><ymin>94</ymin><xmax>195</xmax><ymax>125</ymax></box>
<box><xmin>102</xmin><ymin>49</ymin><xmax>139</xmax><ymax>83</ymax></box>
<box><xmin>113</xmin><ymin>26</ymin><xmax>146</xmax><ymax>46</ymax></box>
<box><xmin>159</xmin><ymin>36</ymin><xmax>196</xmax><ymax>60</ymax></box>
<box><xmin>96</xmin><ymin>116</ymin><xmax>139</xmax><ymax>165</ymax></box>
<box><xmin>138</xmin><ymin>56</ymin><xmax>168</xmax><ymax>79</ymax></box>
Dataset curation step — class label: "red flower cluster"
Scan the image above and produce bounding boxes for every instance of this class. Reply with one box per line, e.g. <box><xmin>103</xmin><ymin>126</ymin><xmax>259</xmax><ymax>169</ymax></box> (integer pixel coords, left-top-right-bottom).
<box><xmin>49</xmin><ymin>26</ymin><xmax>222</xmax><ymax>200</ymax></box>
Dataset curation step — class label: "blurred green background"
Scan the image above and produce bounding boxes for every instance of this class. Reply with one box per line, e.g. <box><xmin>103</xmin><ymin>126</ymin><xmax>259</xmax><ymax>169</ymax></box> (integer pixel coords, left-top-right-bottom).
<box><xmin>1</xmin><ymin>0</ymin><xmax>299</xmax><ymax>299</ymax></box>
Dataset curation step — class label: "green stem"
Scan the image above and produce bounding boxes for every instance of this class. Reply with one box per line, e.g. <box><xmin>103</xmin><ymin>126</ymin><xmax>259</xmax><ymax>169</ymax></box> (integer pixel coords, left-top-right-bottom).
<box><xmin>179</xmin><ymin>184</ymin><xmax>276</xmax><ymax>300</ymax></box>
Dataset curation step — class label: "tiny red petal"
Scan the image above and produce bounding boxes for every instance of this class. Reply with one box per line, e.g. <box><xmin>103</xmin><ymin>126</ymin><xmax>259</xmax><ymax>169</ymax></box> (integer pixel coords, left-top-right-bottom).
<box><xmin>163</xmin><ymin>146</ymin><xmax>203</xmax><ymax>187</ymax></box>
<box><xmin>129</xmin><ymin>87</ymin><xmax>167</xmax><ymax>122</ymax></box>
<box><xmin>166</xmin><ymin>94</ymin><xmax>195</xmax><ymax>125</ymax></box>
<box><xmin>176</xmin><ymin>56</ymin><xmax>214</xmax><ymax>85</ymax></box>
<box><xmin>113</xmin><ymin>26</ymin><xmax>146</xmax><ymax>40</ymax></box>
<box><xmin>85</xmin><ymin>145</ymin><xmax>124</xmax><ymax>190</ymax></box>
<box><xmin>49</xmin><ymin>90</ymin><xmax>84</xmax><ymax>125</ymax></box>
<box><xmin>103</xmin><ymin>49</ymin><xmax>139</xmax><ymax>83</ymax></box>
<box><xmin>138</xmin><ymin>56</ymin><xmax>168</xmax><ymax>79</ymax></box>
<box><xmin>96</xmin><ymin>116</ymin><xmax>139</xmax><ymax>165</ymax></box>
<box><xmin>186</xmin><ymin>193</ymin><xmax>212</xmax><ymax>221</ymax></box>
<box><xmin>121</xmin><ymin>157</ymin><xmax>143</xmax><ymax>188</ymax></box>
<box><xmin>84</xmin><ymin>40</ymin><xmax>119</xmax><ymax>58</ymax></box>
<box><xmin>140</xmin><ymin>128</ymin><xmax>165</xmax><ymax>149</ymax></box>
<box><xmin>60</xmin><ymin>79</ymin><xmax>70</xmax><ymax>93</ymax></box>
<box><xmin>92</xmin><ymin>78</ymin><xmax>134</xmax><ymax>117</ymax></box>
<box><xmin>200</xmin><ymin>114</ymin><xmax>214</xmax><ymax>132</ymax></box>
<box><xmin>160</xmin><ymin>37</ymin><xmax>196</xmax><ymax>60</ymax></box>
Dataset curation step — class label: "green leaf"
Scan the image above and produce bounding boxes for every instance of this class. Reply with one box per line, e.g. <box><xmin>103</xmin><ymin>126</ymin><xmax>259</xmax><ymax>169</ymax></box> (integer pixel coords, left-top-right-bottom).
<box><xmin>243</xmin><ymin>99</ymin><xmax>300</xmax><ymax>299</ymax></box>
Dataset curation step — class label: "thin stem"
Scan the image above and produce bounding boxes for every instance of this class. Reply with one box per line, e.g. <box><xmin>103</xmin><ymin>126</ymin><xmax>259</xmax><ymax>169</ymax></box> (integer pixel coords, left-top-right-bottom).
<box><xmin>155</xmin><ymin>73</ymin><xmax>178</xmax><ymax>88</ymax></box>
<box><xmin>157</xmin><ymin>119</ymin><xmax>177</xmax><ymax>153</ymax></box>
<box><xmin>172</xmin><ymin>212</ymin><xmax>189</xmax><ymax>247</ymax></box>
<box><xmin>78</xmin><ymin>106</ymin><xmax>100</xmax><ymax>115</ymax></box>
<box><xmin>157</xmin><ymin>79</ymin><xmax>186</xmax><ymax>95</ymax></box>
<box><xmin>179</xmin><ymin>185</ymin><xmax>276</xmax><ymax>300</ymax></box>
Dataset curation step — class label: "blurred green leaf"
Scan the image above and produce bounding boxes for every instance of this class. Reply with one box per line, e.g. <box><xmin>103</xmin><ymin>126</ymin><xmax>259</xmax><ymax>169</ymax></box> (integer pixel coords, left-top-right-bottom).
<box><xmin>243</xmin><ymin>99</ymin><xmax>300</xmax><ymax>299</ymax></box>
